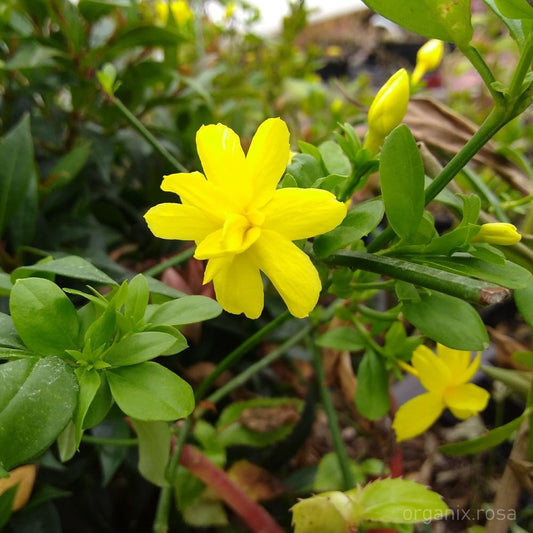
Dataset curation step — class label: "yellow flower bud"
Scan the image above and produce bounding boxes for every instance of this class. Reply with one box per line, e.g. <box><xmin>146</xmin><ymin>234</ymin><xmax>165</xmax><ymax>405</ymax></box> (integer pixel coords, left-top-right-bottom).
<box><xmin>154</xmin><ymin>0</ymin><xmax>193</xmax><ymax>26</ymax></box>
<box><xmin>412</xmin><ymin>39</ymin><xmax>444</xmax><ymax>85</ymax></box>
<box><xmin>363</xmin><ymin>68</ymin><xmax>410</xmax><ymax>154</ymax></box>
<box><xmin>472</xmin><ymin>223</ymin><xmax>522</xmax><ymax>245</ymax></box>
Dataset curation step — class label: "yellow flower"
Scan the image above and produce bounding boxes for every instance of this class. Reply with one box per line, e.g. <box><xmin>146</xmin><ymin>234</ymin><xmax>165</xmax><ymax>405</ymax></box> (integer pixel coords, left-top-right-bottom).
<box><xmin>145</xmin><ymin>118</ymin><xmax>347</xmax><ymax>319</ymax></box>
<box><xmin>472</xmin><ymin>223</ymin><xmax>522</xmax><ymax>245</ymax></box>
<box><xmin>393</xmin><ymin>344</ymin><xmax>489</xmax><ymax>441</ymax></box>
<box><xmin>363</xmin><ymin>69</ymin><xmax>410</xmax><ymax>154</ymax></box>
<box><xmin>155</xmin><ymin>0</ymin><xmax>193</xmax><ymax>26</ymax></box>
<box><xmin>412</xmin><ymin>39</ymin><xmax>444</xmax><ymax>85</ymax></box>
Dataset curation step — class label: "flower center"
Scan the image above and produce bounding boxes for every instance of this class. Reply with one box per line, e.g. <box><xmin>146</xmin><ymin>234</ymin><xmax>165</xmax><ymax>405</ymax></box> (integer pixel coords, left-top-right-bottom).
<box><xmin>221</xmin><ymin>209</ymin><xmax>264</xmax><ymax>255</ymax></box>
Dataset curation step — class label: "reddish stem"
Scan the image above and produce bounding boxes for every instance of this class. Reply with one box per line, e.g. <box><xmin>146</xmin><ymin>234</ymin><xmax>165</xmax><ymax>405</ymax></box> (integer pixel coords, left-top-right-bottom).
<box><xmin>179</xmin><ymin>444</ymin><xmax>284</xmax><ymax>533</ymax></box>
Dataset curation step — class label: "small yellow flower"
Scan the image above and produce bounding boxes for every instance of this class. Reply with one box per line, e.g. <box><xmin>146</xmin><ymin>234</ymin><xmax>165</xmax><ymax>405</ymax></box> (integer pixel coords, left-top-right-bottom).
<box><xmin>145</xmin><ymin>118</ymin><xmax>346</xmax><ymax>319</ymax></box>
<box><xmin>472</xmin><ymin>223</ymin><xmax>522</xmax><ymax>245</ymax></box>
<box><xmin>393</xmin><ymin>344</ymin><xmax>489</xmax><ymax>441</ymax></box>
<box><xmin>363</xmin><ymin>69</ymin><xmax>410</xmax><ymax>154</ymax></box>
<box><xmin>225</xmin><ymin>1</ymin><xmax>236</xmax><ymax>18</ymax></box>
<box><xmin>412</xmin><ymin>40</ymin><xmax>444</xmax><ymax>85</ymax></box>
<box><xmin>155</xmin><ymin>0</ymin><xmax>193</xmax><ymax>26</ymax></box>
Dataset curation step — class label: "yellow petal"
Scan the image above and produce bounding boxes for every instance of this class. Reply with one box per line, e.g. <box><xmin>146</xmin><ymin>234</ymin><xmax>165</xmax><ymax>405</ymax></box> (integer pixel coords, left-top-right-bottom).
<box><xmin>195</xmin><ymin>224</ymin><xmax>261</xmax><ymax>260</ymax></box>
<box><xmin>161</xmin><ymin>171</ymin><xmax>233</xmax><ymax>221</ymax></box>
<box><xmin>392</xmin><ymin>392</ymin><xmax>444</xmax><ymax>441</ymax></box>
<box><xmin>144</xmin><ymin>203</ymin><xmax>219</xmax><ymax>242</ymax></box>
<box><xmin>195</xmin><ymin>124</ymin><xmax>250</xmax><ymax>205</ymax></box>
<box><xmin>411</xmin><ymin>345</ymin><xmax>451</xmax><ymax>392</ymax></box>
<box><xmin>246</xmin><ymin>118</ymin><xmax>290</xmax><ymax>209</ymax></box>
<box><xmin>203</xmin><ymin>257</ymin><xmax>232</xmax><ymax>284</ymax></box>
<box><xmin>444</xmin><ymin>383</ymin><xmax>489</xmax><ymax>419</ymax></box>
<box><xmin>250</xmin><ymin>229</ymin><xmax>320</xmax><ymax>318</ymax></box>
<box><xmin>211</xmin><ymin>253</ymin><xmax>264</xmax><ymax>319</ymax></box>
<box><xmin>262</xmin><ymin>188</ymin><xmax>347</xmax><ymax>240</ymax></box>
<box><xmin>459</xmin><ymin>352</ymin><xmax>482</xmax><ymax>384</ymax></box>
<box><xmin>436</xmin><ymin>344</ymin><xmax>472</xmax><ymax>380</ymax></box>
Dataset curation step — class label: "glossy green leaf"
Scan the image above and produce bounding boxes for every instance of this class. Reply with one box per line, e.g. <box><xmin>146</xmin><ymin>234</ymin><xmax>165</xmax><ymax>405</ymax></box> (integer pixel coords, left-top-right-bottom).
<box><xmin>0</xmin><ymin>313</ymin><xmax>24</xmax><ymax>349</ymax></box>
<box><xmin>12</xmin><ymin>256</ymin><xmax>117</xmax><ymax>286</ymax></box>
<box><xmin>319</xmin><ymin>141</ymin><xmax>351</xmax><ymax>176</ymax></box>
<box><xmin>353</xmin><ymin>478</ymin><xmax>450</xmax><ymax>523</ymax></box>
<box><xmin>10</xmin><ymin>278</ymin><xmax>81</xmax><ymax>356</ymax></box>
<box><xmin>494</xmin><ymin>0</ymin><xmax>533</xmax><ymax>19</ymax></box>
<box><xmin>515</xmin><ymin>281</ymin><xmax>533</xmax><ymax>328</ymax></box>
<box><xmin>379</xmin><ymin>126</ymin><xmax>425</xmax><ymax>241</ymax></box>
<box><xmin>402</xmin><ymin>291</ymin><xmax>489</xmax><ymax>350</ymax></box>
<box><xmin>130</xmin><ymin>419</ymin><xmax>171</xmax><ymax>487</ymax></box>
<box><xmin>0</xmin><ymin>115</ymin><xmax>34</xmax><ymax>237</ymax></box>
<box><xmin>287</xmin><ymin>154</ymin><xmax>325</xmax><ymax>188</ymax></box>
<box><xmin>104</xmin><ymin>331</ymin><xmax>180</xmax><ymax>366</ymax></box>
<box><xmin>106</xmin><ymin>362</ymin><xmax>194</xmax><ymax>421</ymax></box>
<box><xmin>147</xmin><ymin>295</ymin><xmax>222</xmax><ymax>326</ymax></box>
<box><xmin>314</xmin><ymin>199</ymin><xmax>384</xmax><ymax>258</ymax></box>
<box><xmin>315</xmin><ymin>327</ymin><xmax>366</xmax><ymax>351</ymax></box>
<box><xmin>355</xmin><ymin>351</ymin><xmax>390</xmax><ymax>420</ymax></box>
<box><xmin>124</xmin><ymin>274</ymin><xmax>150</xmax><ymax>324</ymax></box>
<box><xmin>74</xmin><ymin>368</ymin><xmax>101</xmax><ymax>446</ymax></box>
<box><xmin>0</xmin><ymin>357</ymin><xmax>78</xmax><ymax>470</ymax></box>
<box><xmin>418</xmin><ymin>256</ymin><xmax>532</xmax><ymax>289</ymax></box>
<box><xmin>362</xmin><ymin>0</ymin><xmax>473</xmax><ymax>44</ymax></box>
<box><xmin>440</xmin><ymin>414</ymin><xmax>524</xmax><ymax>455</ymax></box>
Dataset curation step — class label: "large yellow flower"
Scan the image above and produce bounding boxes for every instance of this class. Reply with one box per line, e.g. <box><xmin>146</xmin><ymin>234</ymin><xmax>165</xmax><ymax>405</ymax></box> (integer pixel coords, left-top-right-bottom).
<box><xmin>393</xmin><ymin>343</ymin><xmax>490</xmax><ymax>441</ymax></box>
<box><xmin>145</xmin><ymin>118</ymin><xmax>346</xmax><ymax>319</ymax></box>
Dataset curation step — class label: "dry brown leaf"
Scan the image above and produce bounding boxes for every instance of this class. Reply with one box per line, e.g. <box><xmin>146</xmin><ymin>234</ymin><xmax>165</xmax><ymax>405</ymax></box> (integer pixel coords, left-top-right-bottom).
<box><xmin>0</xmin><ymin>464</ymin><xmax>37</xmax><ymax>511</ymax></box>
<box><xmin>239</xmin><ymin>404</ymin><xmax>300</xmax><ymax>433</ymax></box>
<box><xmin>405</xmin><ymin>98</ymin><xmax>531</xmax><ymax>195</ymax></box>
<box><xmin>226</xmin><ymin>460</ymin><xmax>285</xmax><ymax>501</ymax></box>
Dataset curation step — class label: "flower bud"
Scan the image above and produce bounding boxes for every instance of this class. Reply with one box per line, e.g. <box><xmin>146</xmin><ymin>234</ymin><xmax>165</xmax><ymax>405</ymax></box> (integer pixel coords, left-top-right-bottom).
<box><xmin>412</xmin><ymin>39</ymin><xmax>444</xmax><ymax>84</ymax></box>
<box><xmin>363</xmin><ymin>69</ymin><xmax>410</xmax><ymax>154</ymax></box>
<box><xmin>472</xmin><ymin>223</ymin><xmax>522</xmax><ymax>245</ymax></box>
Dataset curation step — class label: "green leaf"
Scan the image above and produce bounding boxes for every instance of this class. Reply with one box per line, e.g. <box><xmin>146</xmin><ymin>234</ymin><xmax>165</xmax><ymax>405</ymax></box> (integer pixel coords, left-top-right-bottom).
<box><xmin>418</xmin><ymin>256</ymin><xmax>532</xmax><ymax>289</ymax></box>
<box><xmin>130</xmin><ymin>419</ymin><xmax>171</xmax><ymax>487</ymax></box>
<box><xmin>105</xmin><ymin>25</ymin><xmax>184</xmax><ymax>56</ymax></box>
<box><xmin>515</xmin><ymin>281</ymin><xmax>533</xmax><ymax>328</ymax></box>
<box><xmin>10</xmin><ymin>278</ymin><xmax>81</xmax><ymax>356</ymax></box>
<box><xmin>145</xmin><ymin>276</ymin><xmax>186</xmax><ymax>298</ymax></box>
<box><xmin>74</xmin><ymin>368</ymin><xmax>101</xmax><ymax>446</ymax></box>
<box><xmin>314</xmin><ymin>199</ymin><xmax>384</xmax><ymax>258</ymax></box>
<box><xmin>43</xmin><ymin>141</ymin><xmax>92</xmax><ymax>194</ymax></box>
<box><xmin>106</xmin><ymin>362</ymin><xmax>194</xmax><ymax>421</ymax></box>
<box><xmin>379</xmin><ymin>126</ymin><xmax>425</xmax><ymax>241</ymax></box>
<box><xmin>0</xmin><ymin>485</ymin><xmax>16</xmax><ymax>529</ymax></box>
<box><xmin>355</xmin><ymin>351</ymin><xmax>390</xmax><ymax>420</ymax></box>
<box><xmin>362</xmin><ymin>0</ymin><xmax>473</xmax><ymax>44</ymax></box>
<box><xmin>82</xmin><ymin>374</ymin><xmax>113</xmax><ymax>429</ymax></box>
<box><xmin>0</xmin><ymin>115</ymin><xmax>34</xmax><ymax>236</ymax></box>
<box><xmin>319</xmin><ymin>141</ymin><xmax>351</xmax><ymax>176</ymax></box>
<box><xmin>287</xmin><ymin>154</ymin><xmax>325</xmax><ymax>188</ymax></box>
<box><xmin>57</xmin><ymin>420</ymin><xmax>76</xmax><ymax>462</ymax></box>
<box><xmin>315</xmin><ymin>327</ymin><xmax>366</xmax><ymax>351</ymax></box>
<box><xmin>440</xmin><ymin>414</ymin><xmax>524</xmax><ymax>455</ymax></box>
<box><xmin>0</xmin><ymin>272</ymin><xmax>12</xmax><ymax>296</ymax></box>
<box><xmin>104</xmin><ymin>331</ymin><xmax>181</xmax><ymax>366</ymax></box>
<box><xmin>124</xmin><ymin>274</ymin><xmax>150</xmax><ymax>324</ymax></box>
<box><xmin>484</xmin><ymin>0</ymin><xmax>532</xmax><ymax>47</ymax></box>
<box><xmin>0</xmin><ymin>357</ymin><xmax>78</xmax><ymax>470</ymax></box>
<box><xmin>216</xmin><ymin>398</ymin><xmax>303</xmax><ymax>448</ymax></box>
<box><xmin>494</xmin><ymin>0</ymin><xmax>533</xmax><ymax>19</ymax></box>
<box><xmin>0</xmin><ymin>313</ymin><xmax>24</xmax><ymax>349</ymax></box>
<box><xmin>314</xmin><ymin>453</ymin><xmax>365</xmax><ymax>492</ymax></box>
<box><xmin>3</xmin><ymin>42</ymin><xmax>62</xmax><ymax>70</ymax></box>
<box><xmin>12</xmin><ymin>256</ymin><xmax>117</xmax><ymax>286</ymax></box>
<box><xmin>291</xmin><ymin>491</ymin><xmax>353</xmax><ymax>533</ymax></box>
<box><xmin>84</xmin><ymin>302</ymin><xmax>116</xmax><ymax>351</ymax></box>
<box><xmin>353</xmin><ymin>478</ymin><xmax>450</xmax><ymax>523</ymax></box>
<box><xmin>147</xmin><ymin>295</ymin><xmax>222</xmax><ymax>326</ymax></box>
<box><xmin>403</xmin><ymin>291</ymin><xmax>489</xmax><ymax>350</ymax></box>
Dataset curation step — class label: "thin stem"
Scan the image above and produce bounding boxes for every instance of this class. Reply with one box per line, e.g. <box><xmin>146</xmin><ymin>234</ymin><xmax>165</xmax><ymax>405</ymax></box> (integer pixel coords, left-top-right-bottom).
<box><xmin>508</xmin><ymin>33</ymin><xmax>533</xmax><ymax>100</ymax></box>
<box><xmin>206</xmin><ymin>323</ymin><xmax>313</xmax><ymax>406</ymax></box>
<box><xmin>459</xmin><ymin>44</ymin><xmax>504</xmax><ymax>104</ymax></box>
<box><xmin>356</xmin><ymin>304</ymin><xmax>400</xmax><ymax>322</ymax></box>
<box><xmin>501</xmin><ymin>193</ymin><xmax>533</xmax><ymax>210</ymax></box>
<box><xmin>351</xmin><ymin>316</ymin><xmax>387</xmax><ymax>357</ymax></box>
<box><xmin>81</xmin><ymin>435</ymin><xmax>138</xmax><ymax>446</ymax></box>
<box><xmin>143</xmin><ymin>247</ymin><xmax>195</xmax><ymax>278</ymax></box>
<box><xmin>153</xmin><ymin>419</ymin><xmax>193</xmax><ymax>533</ymax></box>
<box><xmin>309</xmin><ymin>336</ymin><xmax>354</xmax><ymax>490</ymax></box>
<box><xmin>111</xmin><ymin>95</ymin><xmax>188</xmax><ymax>173</ymax></box>
<box><xmin>195</xmin><ymin>310</ymin><xmax>292</xmax><ymax>401</ymax></box>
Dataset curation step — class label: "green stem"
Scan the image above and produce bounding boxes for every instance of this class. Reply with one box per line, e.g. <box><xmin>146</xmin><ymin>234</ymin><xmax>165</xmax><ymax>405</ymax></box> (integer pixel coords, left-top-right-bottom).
<box><xmin>368</xmin><ymin>107</ymin><xmax>507</xmax><ymax>252</ymax></box>
<box><xmin>153</xmin><ymin>419</ymin><xmax>193</xmax><ymax>533</ymax></box>
<box><xmin>111</xmin><ymin>95</ymin><xmax>188</xmax><ymax>173</ymax></box>
<box><xmin>81</xmin><ymin>435</ymin><xmax>138</xmax><ymax>446</ymax></box>
<box><xmin>355</xmin><ymin>304</ymin><xmax>400</xmax><ymax>322</ymax></box>
<box><xmin>459</xmin><ymin>44</ymin><xmax>504</xmax><ymax>104</ymax></box>
<box><xmin>309</xmin><ymin>336</ymin><xmax>354</xmax><ymax>490</ymax></box>
<box><xmin>325</xmin><ymin>250</ymin><xmax>510</xmax><ymax>305</ymax></box>
<box><xmin>351</xmin><ymin>316</ymin><xmax>387</xmax><ymax>357</ymax></box>
<box><xmin>143</xmin><ymin>247</ymin><xmax>195</xmax><ymax>278</ymax></box>
<box><xmin>195</xmin><ymin>310</ymin><xmax>292</xmax><ymax>401</ymax></box>
<box><xmin>508</xmin><ymin>33</ymin><xmax>533</xmax><ymax>101</ymax></box>
<box><xmin>206</xmin><ymin>323</ymin><xmax>313</xmax><ymax>406</ymax></box>
<box><xmin>501</xmin><ymin>193</ymin><xmax>533</xmax><ymax>210</ymax></box>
